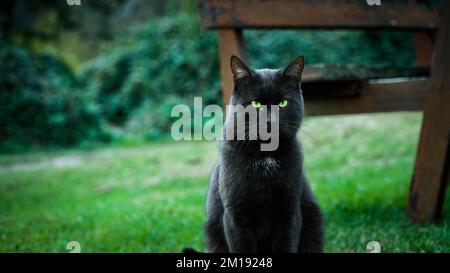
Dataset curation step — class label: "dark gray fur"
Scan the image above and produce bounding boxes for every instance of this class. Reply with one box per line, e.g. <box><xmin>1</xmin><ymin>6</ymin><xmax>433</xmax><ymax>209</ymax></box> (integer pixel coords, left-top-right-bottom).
<box><xmin>205</xmin><ymin>56</ymin><xmax>324</xmax><ymax>253</ymax></box>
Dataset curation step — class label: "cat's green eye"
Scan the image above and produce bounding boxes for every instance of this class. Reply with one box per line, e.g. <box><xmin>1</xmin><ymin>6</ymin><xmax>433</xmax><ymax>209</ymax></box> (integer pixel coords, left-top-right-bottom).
<box><xmin>251</xmin><ymin>101</ymin><xmax>262</xmax><ymax>108</ymax></box>
<box><xmin>279</xmin><ymin>100</ymin><xmax>288</xmax><ymax>107</ymax></box>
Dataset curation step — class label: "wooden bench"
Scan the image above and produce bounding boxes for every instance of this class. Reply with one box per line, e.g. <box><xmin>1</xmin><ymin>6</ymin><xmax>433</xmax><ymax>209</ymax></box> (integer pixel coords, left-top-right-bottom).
<box><xmin>197</xmin><ymin>0</ymin><xmax>450</xmax><ymax>223</ymax></box>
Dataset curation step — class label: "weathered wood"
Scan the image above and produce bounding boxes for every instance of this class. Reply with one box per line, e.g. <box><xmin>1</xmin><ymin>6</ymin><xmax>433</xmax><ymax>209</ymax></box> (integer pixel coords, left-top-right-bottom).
<box><xmin>303</xmin><ymin>79</ymin><xmax>427</xmax><ymax>116</ymax></box>
<box><xmin>408</xmin><ymin>1</ymin><xmax>450</xmax><ymax>223</ymax></box>
<box><xmin>198</xmin><ymin>0</ymin><xmax>439</xmax><ymax>30</ymax></box>
<box><xmin>413</xmin><ymin>32</ymin><xmax>434</xmax><ymax>66</ymax></box>
<box><xmin>202</xmin><ymin>0</ymin><xmax>446</xmax><ymax>224</ymax></box>
<box><xmin>410</xmin><ymin>0</ymin><xmax>434</xmax><ymax>67</ymax></box>
<box><xmin>218</xmin><ymin>29</ymin><xmax>247</xmax><ymax>105</ymax></box>
<box><xmin>303</xmin><ymin>64</ymin><xmax>429</xmax><ymax>83</ymax></box>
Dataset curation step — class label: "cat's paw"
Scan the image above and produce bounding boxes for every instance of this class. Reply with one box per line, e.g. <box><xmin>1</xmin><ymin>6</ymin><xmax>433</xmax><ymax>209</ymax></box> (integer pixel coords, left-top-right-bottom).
<box><xmin>182</xmin><ymin>247</ymin><xmax>199</xmax><ymax>253</ymax></box>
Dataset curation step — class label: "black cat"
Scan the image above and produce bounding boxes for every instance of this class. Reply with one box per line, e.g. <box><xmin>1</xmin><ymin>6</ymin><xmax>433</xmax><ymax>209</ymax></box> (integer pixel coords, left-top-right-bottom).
<box><xmin>205</xmin><ymin>55</ymin><xmax>324</xmax><ymax>253</ymax></box>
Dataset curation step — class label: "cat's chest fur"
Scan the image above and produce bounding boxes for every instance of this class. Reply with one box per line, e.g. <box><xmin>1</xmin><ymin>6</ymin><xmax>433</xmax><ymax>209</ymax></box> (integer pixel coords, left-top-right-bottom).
<box><xmin>219</xmin><ymin>144</ymin><xmax>303</xmax><ymax>229</ymax></box>
<box><xmin>252</xmin><ymin>156</ymin><xmax>280</xmax><ymax>176</ymax></box>
<box><xmin>221</xmin><ymin>142</ymin><xmax>302</xmax><ymax>188</ymax></box>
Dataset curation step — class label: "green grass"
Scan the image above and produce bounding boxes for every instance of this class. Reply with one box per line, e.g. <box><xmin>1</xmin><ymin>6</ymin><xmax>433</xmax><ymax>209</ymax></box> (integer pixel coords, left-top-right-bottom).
<box><xmin>0</xmin><ymin>112</ymin><xmax>449</xmax><ymax>252</ymax></box>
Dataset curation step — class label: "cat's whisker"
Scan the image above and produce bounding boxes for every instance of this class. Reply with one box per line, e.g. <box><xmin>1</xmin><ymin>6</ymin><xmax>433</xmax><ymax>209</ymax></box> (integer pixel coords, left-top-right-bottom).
<box><xmin>299</xmin><ymin>128</ymin><xmax>315</xmax><ymax>142</ymax></box>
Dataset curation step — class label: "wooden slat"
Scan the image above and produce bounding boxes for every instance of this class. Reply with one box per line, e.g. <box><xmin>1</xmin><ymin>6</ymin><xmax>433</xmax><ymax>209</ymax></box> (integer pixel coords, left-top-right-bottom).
<box><xmin>303</xmin><ymin>79</ymin><xmax>428</xmax><ymax>116</ymax></box>
<box><xmin>218</xmin><ymin>29</ymin><xmax>247</xmax><ymax>105</ymax></box>
<box><xmin>302</xmin><ymin>65</ymin><xmax>429</xmax><ymax>83</ymax></box>
<box><xmin>408</xmin><ymin>1</ymin><xmax>450</xmax><ymax>223</ymax></box>
<box><xmin>198</xmin><ymin>0</ymin><xmax>438</xmax><ymax>30</ymax></box>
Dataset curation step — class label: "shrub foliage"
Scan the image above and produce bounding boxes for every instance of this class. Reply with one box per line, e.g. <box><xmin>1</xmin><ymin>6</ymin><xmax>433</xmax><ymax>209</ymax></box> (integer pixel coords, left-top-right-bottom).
<box><xmin>0</xmin><ymin>13</ymin><xmax>416</xmax><ymax>150</ymax></box>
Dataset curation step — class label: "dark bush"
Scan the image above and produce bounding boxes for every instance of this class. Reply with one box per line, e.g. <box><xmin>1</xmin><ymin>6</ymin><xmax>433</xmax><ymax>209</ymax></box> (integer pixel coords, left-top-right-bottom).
<box><xmin>0</xmin><ymin>12</ymin><xmax>417</xmax><ymax>149</ymax></box>
<box><xmin>246</xmin><ymin>30</ymin><xmax>415</xmax><ymax>68</ymax></box>
<box><xmin>0</xmin><ymin>43</ymin><xmax>102</xmax><ymax>151</ymax></box>
<box><xmin>80</xmin><ymin>12</ymin><xmax>415</xmax><ymax>140</ymax></box>
<box><xmin>79</xmin><ymin>13</ymin><xmax>221</xmax><ymax>139</ymax></box>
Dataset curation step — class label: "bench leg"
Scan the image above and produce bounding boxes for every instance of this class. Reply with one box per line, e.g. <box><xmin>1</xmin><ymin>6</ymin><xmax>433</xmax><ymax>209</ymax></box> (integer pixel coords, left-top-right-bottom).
<box><xmin>407</xmin><ymin>2</ymin><xmax>450</xmax><ymax>223</ymax></box>
<box><xmin>408</xmin><ymin>102</ymin><xmax>450</xmax><ymax>223</ymax></box>
<box><xmin>412</xmin><ymin>31</ymin><xmax>433</xmax><ymax>66</ymax></box>
<box><xmin>217</xmin><ymin>29</ymin><xmax>247</xmax><ymax>106</ymax></box>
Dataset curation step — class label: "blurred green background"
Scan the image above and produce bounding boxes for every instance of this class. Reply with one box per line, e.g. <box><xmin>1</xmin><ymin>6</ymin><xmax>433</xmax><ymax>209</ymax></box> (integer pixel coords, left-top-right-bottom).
<box><xmin>0</xmin><ymin>0</ymin><xmax>421</xmax><ymax>151</ymax></box>
<box><xmin>0</xmin><ymin>0</ymin><xmax>448</xmax><ymax>252</ymax></box>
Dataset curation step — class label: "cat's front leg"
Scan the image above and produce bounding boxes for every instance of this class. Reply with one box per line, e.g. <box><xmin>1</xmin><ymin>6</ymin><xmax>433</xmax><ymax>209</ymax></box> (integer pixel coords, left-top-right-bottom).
<box><xmin>272</xmin><ymin>213</ymin><xmax>302</xmax><ymax>253</ymax></box>
<box><xmin>223</xmin><ymin>212</ymin><xmax>257</xmax><ymax>253</ymax></box>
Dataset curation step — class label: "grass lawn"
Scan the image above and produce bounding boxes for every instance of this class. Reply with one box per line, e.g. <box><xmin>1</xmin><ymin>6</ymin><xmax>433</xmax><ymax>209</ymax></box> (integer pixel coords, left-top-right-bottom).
<box><xmin>0</xmin><ymin>112</ymin><xmax>449</xmax><ymax>253</ymax></box>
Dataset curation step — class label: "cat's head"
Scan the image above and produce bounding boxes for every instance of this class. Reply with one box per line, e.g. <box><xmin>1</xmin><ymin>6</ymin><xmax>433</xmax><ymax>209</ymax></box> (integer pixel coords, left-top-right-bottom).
<box><xmin>229</xmin><ymin>55</ymin><xmax>305</xmax><ymax>139</ymax></box>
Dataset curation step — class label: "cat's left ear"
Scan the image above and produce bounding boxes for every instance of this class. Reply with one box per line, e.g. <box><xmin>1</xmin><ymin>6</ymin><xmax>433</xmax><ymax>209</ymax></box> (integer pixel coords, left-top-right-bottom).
<box><xmin>283</xmin><ymin>55</ymin><xmax>304</xmax><ymax>82</ymax></box>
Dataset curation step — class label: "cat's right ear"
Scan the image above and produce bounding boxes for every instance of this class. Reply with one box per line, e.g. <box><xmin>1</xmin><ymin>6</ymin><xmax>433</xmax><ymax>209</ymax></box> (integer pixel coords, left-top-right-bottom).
<box><xmin>230</xmin><ymin>55</ymin><xmax>253</xmax><ymax>80</ymax></box>
<box><xmin>283</xmin><ymin>55</ymin><xmax>304</xmax><ymax>82</ymax></box>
